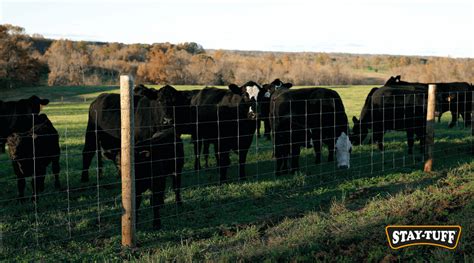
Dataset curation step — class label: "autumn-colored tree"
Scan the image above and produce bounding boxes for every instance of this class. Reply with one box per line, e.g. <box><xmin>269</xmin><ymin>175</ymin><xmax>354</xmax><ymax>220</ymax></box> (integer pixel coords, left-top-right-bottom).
<box><xmin>45</xmin><ymin>40</ymin><xmax>91</xmax><ymax>85</ymax></box>
<box><xmin>0</xmin><ymin>24</ymin><xmax>42</xmax><ymax>88</ymax></box>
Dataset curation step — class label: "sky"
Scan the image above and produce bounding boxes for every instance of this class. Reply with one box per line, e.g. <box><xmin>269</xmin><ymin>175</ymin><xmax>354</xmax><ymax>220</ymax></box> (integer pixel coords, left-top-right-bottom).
<box><xmin>1</xmin><ymin>0</ymin><xmax>473</xmax><ymax>57</ymax></box>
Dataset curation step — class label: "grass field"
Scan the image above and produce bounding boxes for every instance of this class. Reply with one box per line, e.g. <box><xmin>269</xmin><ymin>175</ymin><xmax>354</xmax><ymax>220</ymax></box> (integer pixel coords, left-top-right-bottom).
<box><xmin>0</xmin><ymin>85</ymin><xmax>472</xmax><ymax>262</ymax></box>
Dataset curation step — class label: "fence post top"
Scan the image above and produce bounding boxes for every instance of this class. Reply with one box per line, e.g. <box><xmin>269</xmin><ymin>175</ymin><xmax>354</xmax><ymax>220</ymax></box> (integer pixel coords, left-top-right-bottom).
<box><xmin>120</xmin><ymin>75</ymin><xmax>134</xmax><ymax>80</ymax></box>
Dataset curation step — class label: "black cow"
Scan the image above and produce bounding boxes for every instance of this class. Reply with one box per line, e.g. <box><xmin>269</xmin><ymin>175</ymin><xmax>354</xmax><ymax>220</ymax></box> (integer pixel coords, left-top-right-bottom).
<box><xmin>351</xmin><ymin>85</ymin><xmax>427</xmax><ymax>154</ymax></box>
<box><xmin>133</xmin><ymin>84</ymin><xmax>211</xmax><ymax>169</ymax></box>
<box><xmin>386</xmin><ymin>75</ymin><xmax>472</xmax><ymax>128</ymax></box>
<box><xmin>6</xmin><ymin>114</ymin><xmax>60</xmax><ymax>201</ymax></box>
<box><xmin>131</xmin><ymin>128</ymin><xmax>184</xmax><ymax>230</ymax></box>
<box><xmin>267</xmin><ymin>79</ymin><xmax>352</xmax><ymax>176</ymax></box>
<box><xmin>0</xmin><ymin>96</ymin><xmax>50</xmax><ymax>154</ymax></box>
<box><xmin>190</xmin><ymin>83</ymin><xmax>260</xmax><ymax>182</ymax></box>
<box><xmin>81</xmin><ymin>93</ymin><xmax>183</xmax><ymax>204</ymax></box>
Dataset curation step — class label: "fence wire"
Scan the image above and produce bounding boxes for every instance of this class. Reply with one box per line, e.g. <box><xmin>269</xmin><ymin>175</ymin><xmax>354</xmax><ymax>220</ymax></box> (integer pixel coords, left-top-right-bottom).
<box><xmin>0</xmin><ymin>89</ymin><xmax>472</xmax><ymax>259</ymax></box>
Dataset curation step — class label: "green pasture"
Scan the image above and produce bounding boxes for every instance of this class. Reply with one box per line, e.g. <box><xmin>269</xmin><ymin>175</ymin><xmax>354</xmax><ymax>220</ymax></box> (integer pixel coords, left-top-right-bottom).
<box><xmin>0</xmin><ymin>85</ymin><xmax>472</xmax><ymax>262</ymax></box>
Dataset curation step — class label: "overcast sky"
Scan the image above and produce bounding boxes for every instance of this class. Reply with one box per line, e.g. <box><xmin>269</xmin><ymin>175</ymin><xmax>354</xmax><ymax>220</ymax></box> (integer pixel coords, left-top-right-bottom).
<box><xmin>1</xmin><ymin>0</ymin><xmax>472</xmax><ymax>57</ymax></box>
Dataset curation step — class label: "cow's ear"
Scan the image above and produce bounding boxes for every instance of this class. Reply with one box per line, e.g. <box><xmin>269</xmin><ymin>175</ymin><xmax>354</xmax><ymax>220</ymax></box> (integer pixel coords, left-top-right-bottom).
<box><xmin>283</xmin><ymin>83</ymin><xmax>293</xmax><ymax>89</ymax></box>
<box><xmin>40</xmin><ymin>99</ymin><xmax>50</xmax><ymax>105</ymax></box>
<box><xmin>352</xmin><ymin>116</ymin><xmax>359</xmax><ymax>123</ymax></box>
<box><xmin>228</xmin><ymin>84</ymin><xmax>242</xmax><ymax>94</ymax></box>
<box><xmin>29</xmin><ymin>96</ymin><xmax>50</xmax><ymax>106</ymax></box>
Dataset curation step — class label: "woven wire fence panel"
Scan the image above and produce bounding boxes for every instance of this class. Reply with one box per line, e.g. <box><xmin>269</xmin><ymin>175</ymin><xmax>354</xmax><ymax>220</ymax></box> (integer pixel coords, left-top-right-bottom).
<box><xmin>0</xmin><ymin>88</ymin><xmax>472</xmax><ymax>259</ymax></box>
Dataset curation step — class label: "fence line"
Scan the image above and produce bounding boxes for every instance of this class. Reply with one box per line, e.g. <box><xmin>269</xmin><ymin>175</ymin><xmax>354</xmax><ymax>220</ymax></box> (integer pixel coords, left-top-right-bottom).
<box><xmin>0</xmin><ymin>85</ymin><xmax>472</xmax><ymax>258</ymax></box>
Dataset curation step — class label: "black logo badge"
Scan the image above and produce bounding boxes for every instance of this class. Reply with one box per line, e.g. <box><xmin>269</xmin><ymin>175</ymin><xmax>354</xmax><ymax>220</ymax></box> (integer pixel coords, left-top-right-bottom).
<box><xmin>386</xmin><ymin>225</ymin><xmax>461</xmax><ymax>249</ymax></box>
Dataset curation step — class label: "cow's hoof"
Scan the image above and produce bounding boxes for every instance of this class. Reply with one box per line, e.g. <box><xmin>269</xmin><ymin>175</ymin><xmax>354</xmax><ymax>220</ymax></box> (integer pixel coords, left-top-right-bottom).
<box><xmin>448</xmin><ymin>123</ymin><xmax>455</xmax><ymax>128</ymax></box>
<box><xmin>152</xmin><ymin>223</ymin><xmax>161</xmax><ymax>231</ymax></box>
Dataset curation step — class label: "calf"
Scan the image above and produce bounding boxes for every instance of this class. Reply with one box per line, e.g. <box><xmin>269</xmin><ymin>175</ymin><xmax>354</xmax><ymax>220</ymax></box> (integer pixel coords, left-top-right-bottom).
<box><xmin>6</xmin><ymin>114</ymin><xmax>60</xmax><ymax>201</ymax></box>
<box><xmin>131</xmin><ymin>128</ymin><xmax>184</xmax><ymax>230</ymax></box>
<box><xmin>0</xmin><ymin>96</ymin><xmax>50</xmax><ymax>154</ymax></box>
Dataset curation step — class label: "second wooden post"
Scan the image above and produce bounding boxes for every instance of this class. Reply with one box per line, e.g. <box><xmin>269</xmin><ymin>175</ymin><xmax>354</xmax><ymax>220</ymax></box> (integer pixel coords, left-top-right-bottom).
<box><xmin>424</xmin><ymin>84</ymin><xmax>436</xmax><ymax>172</ymax></box>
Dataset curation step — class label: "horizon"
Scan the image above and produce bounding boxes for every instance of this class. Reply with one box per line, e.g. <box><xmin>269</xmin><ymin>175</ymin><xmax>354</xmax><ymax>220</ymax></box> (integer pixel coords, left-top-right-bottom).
<box><xmin>1</xmin><ymin>0</ymin><xmax>473</xmax><ymax>58</ymax></box>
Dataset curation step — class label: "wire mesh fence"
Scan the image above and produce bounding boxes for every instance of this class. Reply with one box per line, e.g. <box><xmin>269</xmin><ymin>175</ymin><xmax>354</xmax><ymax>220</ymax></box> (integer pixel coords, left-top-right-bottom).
<box><xmin>0</xmin><ymin>85</ymin><xmax>472</xmax><ymax>259</ymax></box>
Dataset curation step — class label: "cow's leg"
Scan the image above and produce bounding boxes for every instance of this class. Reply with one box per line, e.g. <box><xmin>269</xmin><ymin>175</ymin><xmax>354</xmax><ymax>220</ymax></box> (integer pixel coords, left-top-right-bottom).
<box><xmin>448</xmin><ymin>111</ymin><xmax>458</xmax><ymax>128</ymax></box>
<box><xmin>151</xmin><ymin>179</ymin><xmax>165</xmax><ymax>230</ymax></box>
<box><xmin>172</xmin><ymin>160</ymin><xmax>182</xmax><ymax>206</ymax></box>
<box><xmin>203</xmin><ymin>140</ymin><xmax>210</xmax><ymax>168</ymax></box>
<box><xmin>417</xmin><ymin>127</ymin><xmax>425</xmax><ymax>154</ymax></box>
<box><xmin>97</xmin><ymin>148</ymin><xmax>104</xmax><ymax>178</ymax></box>
<box><xmin>193</xmin><ymin>138</ymin><xmax>202</xmax><ymax>171</ymax></box>
<box><xmin>312</xmin><ymin>129</ymin><xmax>322</xmax><ymax>164</ymax></box>
<box><xmin>406</xmin><ymin>129</ymin><xmax>414</xmax><ymax>155</ymax></box>
<box><xmin>218</xmin><ymin>151</ymin><xmax>230</xmax><ymax>183</ymax></box>
<box><xmin>290</xmin><ymin>144</ymin><xmax>301</xmax><ymax>173</ymax></box>
<box><xmin>238</xmin><ymin>149</ymin><xmax>249</xmax><ymax>180</ymax></box>
<box><xmin>274</xmin><ymin>144</ymin><xmax>284</xmax><ymax>177</ymax></box>
<box><xmin>52</xmin><ymin>156</ymin><xmax>61</xmax><ymax>189</ymax></box>
<box><xmin>257</xmin><ymin>119</ymin><xmax>261</xmax><ymax>137</ymax></box>
<box><xmin>373</xmin><ymin>129</ymin><xmax>384</xmax><ymax>152</ymax></box>
<box><xmin>264</xmin><ymin>119</ymin><xmax>271</xmax><ymax>140</ymax></box>
<box><xmin>81</xmin><ymin>122</ymin><xmax>98</xmax><ymax>182</ymax></box>
<box><xmin>31</xmin><ymin>173</ymin><xmax>45</xmax><ymax>202</ymax></box>
<box><xmin>0</xmin><ymin>141</ymin><xmax>5</xmax><ymax>154</ymax></box>
<box><xmin>13</xmin><ymin>162</ymin><xmax>26</xmax><ymax>201</ymax></box>
<box><xmin>135</xmin><ymin>192</ymin><xmax>143</xmax><ymax>227</ymax></box>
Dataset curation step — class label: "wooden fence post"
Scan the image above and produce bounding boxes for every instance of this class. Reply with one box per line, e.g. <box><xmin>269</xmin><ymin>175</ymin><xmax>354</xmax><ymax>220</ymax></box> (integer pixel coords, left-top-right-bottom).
<box><xmin>120</xmin><ymin>75</ymin><xmax>136</xmax><ymax>247</ymax></box>
<box><xmin>424</xmin><ymin>84</ymin><xmax>436</xmax><ymax>172</ymax></box>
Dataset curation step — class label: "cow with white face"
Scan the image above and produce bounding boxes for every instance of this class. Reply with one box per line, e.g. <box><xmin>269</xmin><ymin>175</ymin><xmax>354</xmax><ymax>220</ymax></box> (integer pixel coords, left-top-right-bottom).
<box><xmin>268</xmin><ymin>79</ymin><xmax>352</xmax><ymax>175</ymax></box>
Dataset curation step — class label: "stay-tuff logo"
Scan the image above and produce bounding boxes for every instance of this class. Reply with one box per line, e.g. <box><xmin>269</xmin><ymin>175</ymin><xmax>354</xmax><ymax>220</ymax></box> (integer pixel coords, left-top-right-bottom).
<box><xmin>386</xmin><ymin>225</ymin><xmax>462</xmax><ymax>249</ymax></box>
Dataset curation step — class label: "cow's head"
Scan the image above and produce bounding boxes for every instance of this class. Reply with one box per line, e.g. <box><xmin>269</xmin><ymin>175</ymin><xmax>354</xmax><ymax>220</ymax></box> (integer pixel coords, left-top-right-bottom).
<box><xmin>270</xmin><ymin>79</ymin><xmax>293</xmax><ymax>92</ymax></box>
<box><xmin>28</xmin><ymin>96</ymin><xmax>50</xmax><ymax>113</ymax></box>
<box><xmin>335</xmin><ymin>132</ymin><xmax>352</xmax><ymax>169</ymax></box>
<box><xmin>385</xmin><ymin>75</ymin><xmax>401</xmax><ymax>86</ymax></box>
<box><xmin>350</xmin><ymin>116</ymin><xmax>368</xmax><ymax>146</ymax></box>
<box><xmin>156</xmin><ymin>85</ymin><xmax>187</xmax><ymax>125</ymax></box>
<box><xmin>134</xmin><ymin>84</ymin><xmax>158</xmax><ymax>100</ymax></box>
<box><xmin>228</xmin><ymin>82</ymin><xmax>262</xmax><ymax>120</ymax></box>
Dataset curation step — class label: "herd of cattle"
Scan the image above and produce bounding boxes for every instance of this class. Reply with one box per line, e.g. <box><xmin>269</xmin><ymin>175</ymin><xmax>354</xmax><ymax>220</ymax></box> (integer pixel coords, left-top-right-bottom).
<box><xmin>0</xmin><ymin>76</ymin><xmax>472</xmax><ymax>230</ymax></box>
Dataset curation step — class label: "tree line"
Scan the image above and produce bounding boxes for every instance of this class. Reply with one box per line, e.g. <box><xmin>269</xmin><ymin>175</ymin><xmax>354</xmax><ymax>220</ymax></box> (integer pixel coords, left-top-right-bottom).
<box><xmin>1</xmin><ymin>24</ymin><xmax>473</xmax><ymax>89</ymax></box>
